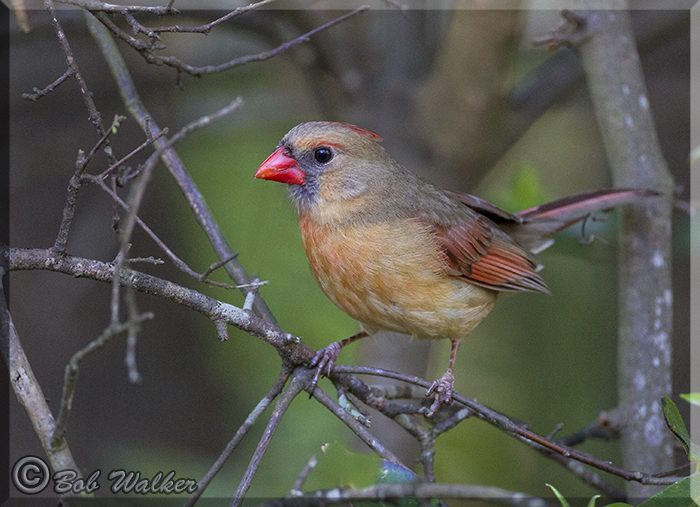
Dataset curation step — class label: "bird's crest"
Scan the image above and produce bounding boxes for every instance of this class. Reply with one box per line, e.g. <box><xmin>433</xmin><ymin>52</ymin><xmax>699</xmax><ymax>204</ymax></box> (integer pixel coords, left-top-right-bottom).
<box><xmin>327</xmin><ymin>122</ymin><xmax>382</xmax><ymax>141</ymax></box>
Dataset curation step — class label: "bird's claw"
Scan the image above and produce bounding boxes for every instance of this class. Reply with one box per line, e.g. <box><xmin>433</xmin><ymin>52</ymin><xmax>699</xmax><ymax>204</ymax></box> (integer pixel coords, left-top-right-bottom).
<box><xmin>308</xmin><ymin>342</ymin><xmax>342</xmax><ymax>391</ymax></box>
<box><xmin>425</xmin><ymin>371</ymin><xmax>455</xmax><ymax>416</ymax></box>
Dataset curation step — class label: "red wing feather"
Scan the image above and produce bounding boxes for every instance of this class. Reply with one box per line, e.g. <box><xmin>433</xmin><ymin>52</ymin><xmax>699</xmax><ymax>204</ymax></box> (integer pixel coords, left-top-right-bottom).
<box><xmin>433</xmin><ymin>219</ymin><xmax>549</xmax><ymax>294</ymax></box>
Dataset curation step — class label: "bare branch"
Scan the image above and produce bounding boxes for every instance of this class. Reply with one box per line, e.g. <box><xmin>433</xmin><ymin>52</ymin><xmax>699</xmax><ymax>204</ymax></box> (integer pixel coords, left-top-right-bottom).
<box><xmin>22</xmin><ymin>68</ymin><xmax>73</xmax><ymax>101</ymax></box>
<box><xmin>290</xmin><ymin>455</ymin><xmax>318</xmax><ymax>497</ymax></box>
<box><xmin>231</xmin><ymin>371</ymin><xmax>305</xmax><ymax>507</ymax></box>
<box><xmin>80</xmin><ymin>114</ymin><xmax>127</xmax><ymax>173</ymax></box>
<box><xmin>101</xmin><ymin>122</ymin><xmax>168</xmax><ymax>184</ymax></box>
<box><xmin>311</xmin><ymin>381</ymin><xmax>403</xmax><ymax>465</ymax></box>
<box><xmin>332</xmin><ymin>365</ymin><xmax>685</xmax><ymax>486</ymax></box>
<box><xmin>45</xmin><ymin>0</ymin><xmax>117</xmax><ymax>165</ymax></box>
<box><xmin>93</xmin><ymin>6</ymin><xmax>370</xmax><ymax>77</ymax></box>
<box><xmin>186</xmin><ymin>368</ymin><xmax>290</xmax><ymax>507</ymax></box>
<box><xmin>124</xmin><ymin>287</ymin><xmax>143</xmax><ymax>383</ymax></box>
<box><xmin>565</xmin><ymin>5</ymin><xmax>675</xmax><ymax>497</ymax></box>
<box><xmin>201</xmin><ymin>252</ymin><xmax>239</xmax><ymax>280</ymax></box>
<box><xmin>52</xmin><ymin>312</ymin><xmax>153</xmax><ymax>447</ymax></box>
<box><xmin>555</xmin><ymin>410</ymin><xmax>620</xmax><ymax>448</ymax></box>
<box><xmin>86</xmin><ymin>10</ymin><xmax>280</xmax><ymax>325</ymax></box>
<box><xmin>283</xmin><ymin>482</ymin><xmax>547</xmax><ymax>507</ymax></box>
<box><xmin>1</xmin><ymin>270</ymin><xmax>82</xmax><ymax>477</ymax></box>
<box><xmin>55</xmin><ymin>0</ymin><xmax>178</xmax><ymax>15</ymax></box>
<box><xmin>85</xmin><ymin>171</ymin><xmax>266</xmax><ymax>292</ymax></box>
<box><xmin>133</xmin><ymin>0</ymin><xmax>278</xmax><ymax>34</ymax></box>
<box><xmin>52</xmin><ymin>168</ymin><xmax>82</xmax><ymax>254</ymax></box>
<box><xmin>166</xmin><ymin>97</ymin><xmax>243</xmax><ymax>145</ymax></box>
<box><xmin>8</xmin><ymin>248</ymin><xmax>300</xmax><ymax>351</ymax></box>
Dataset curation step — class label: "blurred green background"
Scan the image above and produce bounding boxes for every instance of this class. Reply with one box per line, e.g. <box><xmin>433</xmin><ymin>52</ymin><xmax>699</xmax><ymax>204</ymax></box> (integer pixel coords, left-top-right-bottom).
<box><xmin>8</xmin><ymin>3</ymin><xmax>691</xmax><ymax>502</ymax></box>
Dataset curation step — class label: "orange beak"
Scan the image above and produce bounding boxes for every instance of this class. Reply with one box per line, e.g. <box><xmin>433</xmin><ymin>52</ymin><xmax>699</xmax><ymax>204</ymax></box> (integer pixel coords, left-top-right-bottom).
<box><xmin>255</xmin><ymin>147</ymin><xmax>306</xmax><ymax>186</ymax></box>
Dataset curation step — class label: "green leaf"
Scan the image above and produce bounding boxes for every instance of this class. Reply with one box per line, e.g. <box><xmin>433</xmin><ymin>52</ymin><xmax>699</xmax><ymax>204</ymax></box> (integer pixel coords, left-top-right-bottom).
<box><xmin>587</xmin><ymin>494</ymin><xmax>601</xmax><ymax>507</ymax></box>
<box><xmin>546</xmin><ymin>483</ymin><xmax>570</xmax><ymax>507</ymax></box>
<box><xmin>681</xmin><ymin>393</ymin><xmax>700</xmax><ymax>407</ymax></box>
<box><xmin>637</xmin><ymin>474</ymin><xmax>700</xmax><ymax>507</ymax></box>
<box><xmin>662</xmin><ymin>397</ymin><xmax>700</xmax><ymax>461</ymax></box>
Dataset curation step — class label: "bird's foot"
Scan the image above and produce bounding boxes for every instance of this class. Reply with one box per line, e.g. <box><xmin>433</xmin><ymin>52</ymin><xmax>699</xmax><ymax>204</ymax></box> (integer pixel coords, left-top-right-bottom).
<box><xmin>425</xmin><ymin>371</ymin><xmax>455</xmax><ymax>416</ymax></box>
<box><xmin>308</xmin><ymin>342</ymin><xmax>343</xmax><ymax>391</ymax></box>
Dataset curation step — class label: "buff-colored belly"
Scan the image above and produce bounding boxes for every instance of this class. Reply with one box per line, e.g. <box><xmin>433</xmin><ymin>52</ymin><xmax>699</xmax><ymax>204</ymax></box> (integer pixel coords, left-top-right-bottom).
<box><xmin>300</xmin><ymin>216</ymin><xmax>498</xmax><ymax>341</ymax></box>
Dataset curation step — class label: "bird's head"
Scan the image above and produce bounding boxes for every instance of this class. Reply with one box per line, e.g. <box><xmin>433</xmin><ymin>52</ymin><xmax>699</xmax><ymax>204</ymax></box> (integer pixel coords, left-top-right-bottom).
<box><xmin>255</xmin><ymin>122</ymin><xmax>391</xmax><ymax>212</ymax></box>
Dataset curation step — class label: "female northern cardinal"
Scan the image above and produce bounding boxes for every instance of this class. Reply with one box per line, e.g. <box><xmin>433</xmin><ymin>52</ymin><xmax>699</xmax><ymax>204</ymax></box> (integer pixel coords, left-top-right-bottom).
<box><xmin>255</xmin><ymin>121</ymin><xmax>653</xmax><ymax>414</ymax></box>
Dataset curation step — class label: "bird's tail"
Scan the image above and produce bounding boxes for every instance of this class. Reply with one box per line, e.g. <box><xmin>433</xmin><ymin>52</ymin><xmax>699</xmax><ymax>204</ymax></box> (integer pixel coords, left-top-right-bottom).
<box><xmin>504</xmin><ymin>188</ymin><xmax>659</xmax><ymax>253</ymax></box>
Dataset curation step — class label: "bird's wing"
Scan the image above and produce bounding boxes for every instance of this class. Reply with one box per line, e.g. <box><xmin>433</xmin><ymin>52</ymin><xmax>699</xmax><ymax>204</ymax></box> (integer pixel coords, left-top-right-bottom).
<box><xmin>431</xmin><ymin>215</ymin><xmax>549</xmax><ymax>294</ymax></box>
<box><xmin>441</xmin><ymin>189</ymin><xmax>523</xmax><ymax>223</ymax></box>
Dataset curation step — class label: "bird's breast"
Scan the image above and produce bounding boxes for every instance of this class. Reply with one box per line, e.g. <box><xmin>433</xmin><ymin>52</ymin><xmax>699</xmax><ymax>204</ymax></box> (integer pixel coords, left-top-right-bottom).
<box><xmin>298</xmin><ymin>214</ymin><xmax>497</xmax><ymax>340</ymax></box>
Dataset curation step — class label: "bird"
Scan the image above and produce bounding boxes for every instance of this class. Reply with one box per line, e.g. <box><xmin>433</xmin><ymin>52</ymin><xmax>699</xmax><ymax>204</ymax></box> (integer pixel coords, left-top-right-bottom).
<box><xmin>254</xmin><ymin>121</ymin><xmax>655</xmax><ymax>415</ymax></box>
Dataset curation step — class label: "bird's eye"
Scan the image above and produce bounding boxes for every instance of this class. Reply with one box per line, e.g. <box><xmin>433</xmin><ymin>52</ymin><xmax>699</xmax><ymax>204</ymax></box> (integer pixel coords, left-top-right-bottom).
<box><xmin>314</xmin><ymin>147</ymin><xmax>333</xmax><ymax>164</ymax></box>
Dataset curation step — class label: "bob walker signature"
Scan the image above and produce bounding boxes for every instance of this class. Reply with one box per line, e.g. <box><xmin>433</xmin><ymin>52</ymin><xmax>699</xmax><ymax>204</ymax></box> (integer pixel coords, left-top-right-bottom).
<box><xmin>12</xmin><ymin>456</ymin><xmax>198</xmax><ymax>495</ymax></box>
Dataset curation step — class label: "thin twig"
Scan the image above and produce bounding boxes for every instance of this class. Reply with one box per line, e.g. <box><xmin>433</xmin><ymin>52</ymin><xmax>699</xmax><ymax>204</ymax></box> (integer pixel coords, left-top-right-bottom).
<box><xmin>94</xmin><ymin>5</ymin><xmax>370</xmax><ymax>77</ymax></box>
<box><xmin>283</xmin><ymin>482</ymin><xmax>547</xmax><ymax>507</ymax></box>
<box><xmin>96</xmin><ymin>125</ymin><xmax>167</xmax><ymax>182</ymax></box>
<box><xmin>185</xmin><ymin>368</ymin><xmax>290</xmax><ymax>507</ymax></box>
<box><xmin>55</xmin><ymin>0</ymin><xmax>178</xmax><ymax>14</ymax></box>
<box><xmin>124</xmin><ymin>287</ymin><xmax>142</xmax><ymax>383</ymax></box>
<box><xmin>1</xmin><ymin>270</ymin><xmax>83</xmax><ymax>477</ymax></box>
<box><xmin>52</xmin><ymin>168</ymin><xmax>82</xmax><ymax>254</ymax></box>
<box><xmin>52</xmin><ymin>312</ymin><xmax>153</xmax><ymax>446</ymax></box>
<box><xmin>55</xmin><ymin>115</ymin><xmax>124</xmax><ymax>255</ymax></box>
<box><xmin>22</xmin><ymin>68</ymin><xmax>74</xmax><ymax>101</ymax></box>
<box><xmin>430</xmin><ymin>406</ymin><xmax>475</xmax><ymax>437</ymax></box>
<box><xmin>391</xmin><ymin>413</ymin><xmax>426</xmax><ymax>440</ymax></box>
<box><xmin>164</xmin><ymin>97</ymin><xmax>244</xmax><ymax>147</ymax></box>
<box><xmin>201</xmin><ymin>252</ymin><xmax>239</xmax><ymax>280</ymax></box>
<box><xmin>311</xmin><ymin>382</ymin><xmax>403</xmax><ymax>465</ymax></box>
<box><xmin>8</xmin><ymin>248</ymin><xmax>300</xmax><ymax>351</ymax></box>
<box><xmin>80</xmin><ymin>114</ymin><xmax>127</xmax><ymax>173</ymax></box>
<box><xmin>333</xmin><ymin>365</ymin><xmax>685</xmax><ymax>486</ymax></box>
<box><xmin>231</xmin><ymin>371</ymin><xmax>305</xmax><ymax>507</ymax></box>
<box><xmin>85</xmin><ymin>172</ymin><xmax>265</xmax><ymax>291</ymax></box>
<box><xmin>45</xmin><ymin>0</ymin><xmax>117</xmax><ymax>165</ymax></box>
<box><xmin>134</xmin><ymin>0</ymin><xmax>277</xmax><ymax>34</ymax></box>
<box><xmin>290</xmin><ymin>454</ymin><xmax>318</xmax><ymax>497</ymax></box>
<box><xmin>556</xmin><ymin>417</ymin><xmax>619</xmax><ymax>447</ymax></box>
<box><xmin>86</xmin><ymin>11</ymin><xmax>280</xmax><ymax>324</ymax></box>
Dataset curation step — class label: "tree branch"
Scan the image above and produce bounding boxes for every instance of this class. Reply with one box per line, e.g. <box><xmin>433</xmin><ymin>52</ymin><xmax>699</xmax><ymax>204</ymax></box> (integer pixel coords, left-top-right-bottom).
<box><xmin>51</xmin><ymin>312</ymin><xmax>153</xmax><ymax>447</ymax></box>
<box><xmin>91</xmin><ymin>6</ymin><xmax>370</xmax><ymax>77</ymax></box>
<box><xmin>45</xmin><ymin>0</ymin><xmax>117</xmax><ymax>166</ymax></box>
<box><xmin>85</xmin><ymin>10</ymin><xmax>281</xmax><ymax>326</ymax></box>
<box><xmin>231</xmin><ymin>371</ymin><xmax>305</xmax><ymax>507</ymax></box>
<box><xmin>1</xmin><ymin>268</ymin><xmax>83</xmax><ymax>478</ymax></box>
<box><xmin>556</xmin><ymin>4</ymin><xmax>676</xmax><ymax>498</ymax></box>
<box><xmin>7</xmin><ymin>248</ymin><xmax>299</xmax><ymax>351</ymax></box>
<box><xmin>279</xmin><ymin>482</ymin><xmax>548</xmax><ymax>507</ymax></box>
<box><xmin>333</xmin><ymin>365</ymin><xmax>684</xmax><ymax>487</ymax></box>
<box><xmin>311</xmin><ymin>380</ymin><xmax>403</xmax><ymax>465</ymax></box>
<box><xmin>186</xmin><ymin>368</ymin><xmax>291</xmax><ymax>507</ymax></box>
<box><xmin>55</xmin><ymin>0</ymin><xmax>178</xmax><ymax>15</ymax></box>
